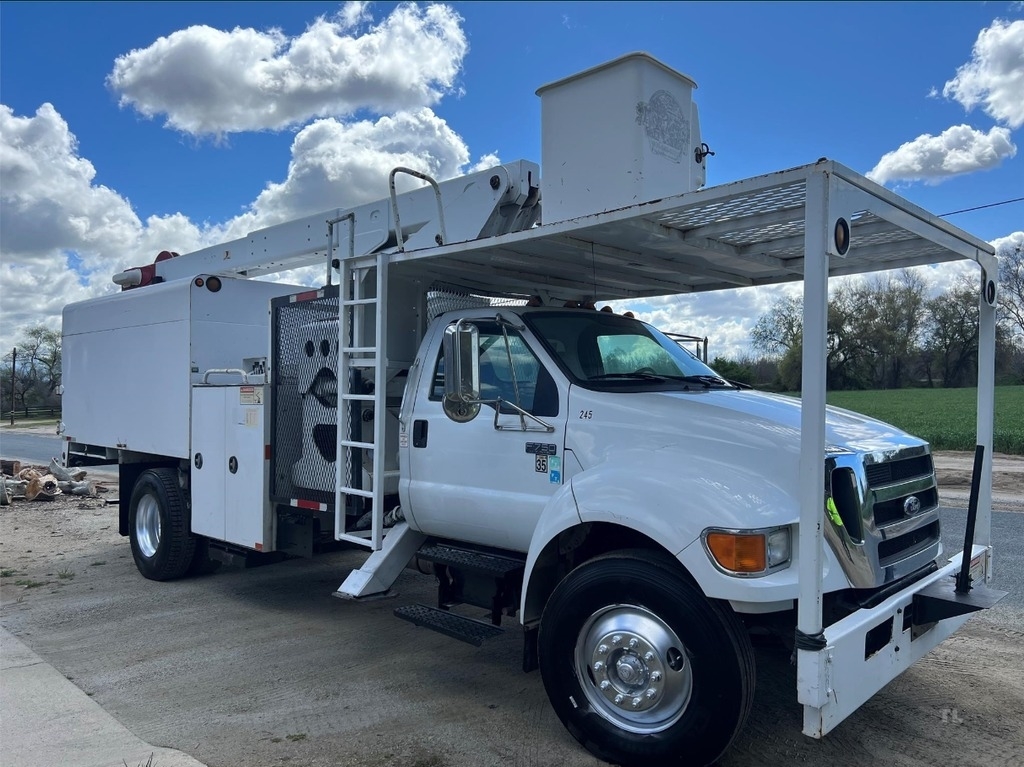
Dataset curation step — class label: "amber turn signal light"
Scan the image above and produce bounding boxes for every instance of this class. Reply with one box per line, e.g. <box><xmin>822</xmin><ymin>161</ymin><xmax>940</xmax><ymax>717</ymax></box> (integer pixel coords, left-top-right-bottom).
<box><xmin>705</xmin><ymin>532</ymin><xmax>767</xmax><ymax>574</ymax></box>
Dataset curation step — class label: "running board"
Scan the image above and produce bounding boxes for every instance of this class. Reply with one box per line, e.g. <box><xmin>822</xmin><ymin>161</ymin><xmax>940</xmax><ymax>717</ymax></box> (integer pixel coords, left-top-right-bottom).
<box><xmin>415</xmin><ymin>542</ymin><xmax>526</xmax><ymax>579</ymax></box>
<box><xmin>394</xmin><ymin>604</ymin><xmax>504</xmax><ymax>647</ymax></box>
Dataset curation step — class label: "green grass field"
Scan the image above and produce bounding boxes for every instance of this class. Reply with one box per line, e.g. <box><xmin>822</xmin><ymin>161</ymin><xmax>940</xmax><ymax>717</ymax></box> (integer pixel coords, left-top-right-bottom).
<box><xmin>825</xmin><ymin>386</ymin><xmax>1024</xmax><ymax>455</ymax></box>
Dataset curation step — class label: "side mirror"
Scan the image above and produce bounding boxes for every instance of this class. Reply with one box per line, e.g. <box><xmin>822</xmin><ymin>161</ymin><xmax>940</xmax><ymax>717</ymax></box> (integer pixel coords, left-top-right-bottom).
<box><xmin>442</xmin><ymin>320</ymin><xmax>481</xmax><ymax>423</ymax></box>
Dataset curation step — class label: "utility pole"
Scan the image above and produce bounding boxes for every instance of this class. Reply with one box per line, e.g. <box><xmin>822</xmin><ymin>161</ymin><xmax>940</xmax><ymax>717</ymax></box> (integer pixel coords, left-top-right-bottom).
<box><xmin>9</xmin><ymin>348</ymin><xmax>15</xmax><ymax>425</ymax></box>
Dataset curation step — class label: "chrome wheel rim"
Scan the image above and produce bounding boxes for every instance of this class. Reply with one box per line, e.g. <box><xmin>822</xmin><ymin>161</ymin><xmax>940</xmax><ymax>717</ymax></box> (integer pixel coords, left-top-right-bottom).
<box><xmin>135</xmin><ymin>494</ymin><xmax>161</xmax><ymax>559</ymax></box>
<box><xmin>574</xmin><ymin>604</ymin><xmax>693</xmax><ymax>734</ymax></box>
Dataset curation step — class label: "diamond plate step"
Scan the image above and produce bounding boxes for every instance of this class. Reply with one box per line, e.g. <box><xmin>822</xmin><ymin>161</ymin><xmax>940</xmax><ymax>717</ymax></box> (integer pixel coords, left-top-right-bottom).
<box><xmin>394</xmin><ymin>604</ymin><xmax>505</xmax><ymax>647</ymax></box>
<box><xmin>416</xmin><ymin>543</ymin><xmax>525</xmax><ymax>578</ymax></box>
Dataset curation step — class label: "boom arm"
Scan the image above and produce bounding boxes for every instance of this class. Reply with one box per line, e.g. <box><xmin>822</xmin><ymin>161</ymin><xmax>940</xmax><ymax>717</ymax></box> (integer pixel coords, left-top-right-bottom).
<box><xmin>113</xmin><ymin>161</ymin><xmax>540</xmax><ymax>286</ymax></box>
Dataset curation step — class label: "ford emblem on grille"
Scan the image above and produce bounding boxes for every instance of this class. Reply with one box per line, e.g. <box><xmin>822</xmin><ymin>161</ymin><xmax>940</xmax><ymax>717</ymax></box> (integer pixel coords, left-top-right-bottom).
<box><xmin>903</xmin><ymin>495</ymin><xmax>922</xmax><ymax>516</ymax></box>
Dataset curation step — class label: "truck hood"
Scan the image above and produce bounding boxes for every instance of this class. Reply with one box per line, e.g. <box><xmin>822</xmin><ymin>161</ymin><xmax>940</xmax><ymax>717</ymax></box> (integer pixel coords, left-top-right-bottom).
<box><xmin>664</xmin><ymin>389</ymin><xmax>923</xmax><ymax>455</ymax></box>
<box><xmin>564</xmin><ymin>387</ymin><xmax>927</xmax><ymax>530</ymax></box>
<box><xmin>570</xmin><ymin>387</ymin><xmax>926</xmax><ymax>460</ymax></box>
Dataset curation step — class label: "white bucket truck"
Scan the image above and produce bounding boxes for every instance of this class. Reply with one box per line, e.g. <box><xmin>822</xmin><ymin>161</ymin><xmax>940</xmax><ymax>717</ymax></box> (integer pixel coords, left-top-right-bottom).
<box><xmin>61</xmin><ymin>54</ymin><xmax>1004</xmax><ymax>766</ymax></box>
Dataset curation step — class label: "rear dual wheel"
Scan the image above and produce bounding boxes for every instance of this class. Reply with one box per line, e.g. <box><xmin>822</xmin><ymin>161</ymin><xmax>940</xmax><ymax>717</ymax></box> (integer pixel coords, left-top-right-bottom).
<box><xmin>129</xmin><ymin>468</ymin><xmax>196</xmax><ymax>580</ymax></box>
<box><xmin>539</xmin><ymin>551</ymin><xmax>755</xmax><ymax>767</ymax></box>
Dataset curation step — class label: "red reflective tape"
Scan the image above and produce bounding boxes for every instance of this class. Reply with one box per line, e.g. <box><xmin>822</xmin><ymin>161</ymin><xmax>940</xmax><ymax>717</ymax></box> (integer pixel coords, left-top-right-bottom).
<box><xmin>292</xmin><ymin>498</ymin><xmax>324</xmax><ymax>511</ymax></box>
<box><xmin>265</xmin><ymin>444</ymin><xmax>272</xmax><ymax>460</ymax></box>
<box><xmin>254</xmin><ymin>542</ymin><xmax>263</xmax><ymax>552</ymax></box>
<box><xmin>290</xmin><ymin>289</ymin><xmax>322</xmax><ymax>303</ymax></box>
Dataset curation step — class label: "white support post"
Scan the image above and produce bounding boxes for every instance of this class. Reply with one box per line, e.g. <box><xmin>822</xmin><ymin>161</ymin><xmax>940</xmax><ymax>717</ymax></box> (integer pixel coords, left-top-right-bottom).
<box><xmin>975</xmin><ymin>270</ymin><xmax>997</xmax><ymax>550</ymax></box>
<box><xmin>797</xmin><ymin>169</ymin><xmax>831</xmax><ymax>724</ymax></box>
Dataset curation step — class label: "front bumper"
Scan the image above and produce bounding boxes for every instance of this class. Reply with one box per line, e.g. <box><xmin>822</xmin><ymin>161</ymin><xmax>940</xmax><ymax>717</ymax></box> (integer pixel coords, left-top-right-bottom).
<box><xmin>798</xmin><ymin>544</ymin><xmax>1004</xmax><ymax>738</ymax></box>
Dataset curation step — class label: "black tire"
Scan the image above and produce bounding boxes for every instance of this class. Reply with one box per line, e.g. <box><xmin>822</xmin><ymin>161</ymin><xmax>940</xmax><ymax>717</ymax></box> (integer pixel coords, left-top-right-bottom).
<box><xmin>538</xmin><ymin>551</ymin><xmax>755</xmax><ymax>767</ymax></box>
<box><xmin>128</xmin><ymin>468</ymin><xmax>196</xmax><ymax>581</ymax></box>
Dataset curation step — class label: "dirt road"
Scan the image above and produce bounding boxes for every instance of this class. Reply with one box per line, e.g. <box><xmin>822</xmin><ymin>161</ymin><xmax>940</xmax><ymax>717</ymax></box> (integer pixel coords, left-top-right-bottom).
<box><xmin>1</xmin><ymin>458</ymin><xmax>1022</xmax><ymax>767</ymax></box>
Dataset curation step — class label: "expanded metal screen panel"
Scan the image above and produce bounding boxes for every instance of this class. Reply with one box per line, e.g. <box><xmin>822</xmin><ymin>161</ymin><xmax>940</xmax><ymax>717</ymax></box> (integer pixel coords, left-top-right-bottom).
<box><xmin>653</xmin><ymin>181</ymin><xmax>807</xmax><ymax>229</ymax></box>
<box><xmin>270</xmin><ymin>286</ymin><xmax>353</xmax><ymax>507</ymax></box>
<box><xmin>427</xmin><ymin>284</ymin><xmax>529</xmax><ymax>318</ymax></box>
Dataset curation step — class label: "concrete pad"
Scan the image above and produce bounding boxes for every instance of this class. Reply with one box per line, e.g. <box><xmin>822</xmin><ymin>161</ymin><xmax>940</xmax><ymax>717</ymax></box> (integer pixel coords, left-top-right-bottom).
<box><xmin>0</xmin><ymin>628</ymin><xmax>207</xmax><ymax>767</ymax></box>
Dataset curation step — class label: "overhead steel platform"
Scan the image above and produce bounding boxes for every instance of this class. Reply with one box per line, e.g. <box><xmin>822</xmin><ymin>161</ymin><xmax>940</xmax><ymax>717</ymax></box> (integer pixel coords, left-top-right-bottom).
<box><xmin>388</xmin><ymin>159</ymin><xmax>996</xmax><ymax>301</ymax></box>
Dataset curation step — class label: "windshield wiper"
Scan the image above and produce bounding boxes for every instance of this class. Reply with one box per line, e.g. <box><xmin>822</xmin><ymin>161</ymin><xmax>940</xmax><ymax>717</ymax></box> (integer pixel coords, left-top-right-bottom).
<box><xmin>589</xmin><ymin>372</ymin><xmax>668</xmax><ymax>380</ymax></box>
<box><xmin>672</xmin><ymin>374</ymin><xmax>734</xmax><ymax>388</ymax></box>
<box><xmin>588</xmin><ymin>372</ymin><xmax>735</xmax><ymax>388</ymax></box>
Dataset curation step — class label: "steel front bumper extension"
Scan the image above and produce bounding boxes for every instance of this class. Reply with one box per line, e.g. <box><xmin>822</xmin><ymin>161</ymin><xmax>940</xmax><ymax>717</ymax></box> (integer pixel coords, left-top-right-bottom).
<box><xmin>798</xmin><ymin>545</ymin><xmax>1006</xmax><ymax>738</ymax></box>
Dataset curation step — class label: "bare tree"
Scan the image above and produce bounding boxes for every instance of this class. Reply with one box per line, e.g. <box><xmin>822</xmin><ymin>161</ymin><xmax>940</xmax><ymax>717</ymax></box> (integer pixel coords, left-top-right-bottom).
<box><xmin>19</xmin><ymin>325</ymin><xmax>62</xmax><ymax>396</ymax></box>
<box><xmin>998</xmin><ymin>236</ymin><xmax>1024</xmax><ymax>344</ymax></box>
<box><xmin>851</xmin><ymin>271</ymin><xmax>926</xmax><ymax>388</ymax></box>
<box><xmin>751</xmin><ymin>296</ymin><xmax>804</xmax><ymax>390</ymax></box>
<box><xmin>1</xmin><ymin>325</ymin><xmax>62</xmax><ymax>413</ymax></box>
<box><xmin>924</xmin><ymin>278</ymin><xmax>978</xmax><ymax>388</ymax></box>
<box><xmin>750</xmin><ymin>295</ymin><xmax>802</xmax><ymax>356</ymax></box>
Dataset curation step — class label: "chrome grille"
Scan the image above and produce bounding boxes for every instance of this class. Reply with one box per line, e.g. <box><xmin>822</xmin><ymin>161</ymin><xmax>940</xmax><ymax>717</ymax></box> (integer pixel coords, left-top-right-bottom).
<box><xmin>873</xmin><ymin>487</ymin><xmax>938</xmax><ymax>526</ymax></box>
<box><xmin>865</xmin><ymin>454</ymin><xmax>933</xmax><ymax>486</ymax></box>
<box><xmin>825</xmin><ymin>447</ymin><xmax>941</xmax><ymax>589</ymax></box>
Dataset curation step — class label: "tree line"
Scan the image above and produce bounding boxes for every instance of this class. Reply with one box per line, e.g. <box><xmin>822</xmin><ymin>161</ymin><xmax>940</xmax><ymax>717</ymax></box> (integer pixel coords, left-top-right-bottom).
<box><xmin>716</xmin><ymin>241</ymin><xmax>1024</xmax><ymax>391</ymax></box>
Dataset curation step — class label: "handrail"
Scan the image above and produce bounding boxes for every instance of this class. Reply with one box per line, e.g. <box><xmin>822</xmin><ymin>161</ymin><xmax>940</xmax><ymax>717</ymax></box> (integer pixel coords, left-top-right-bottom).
<box><xmin>201</xmin><ymin>368</ymin><xmax>250</xmax><ymax>384</ymax></box>
<box><xmin>388</xmin><ymin>167</ymin><xmax>447</xmax><ymax>252</ymax></box>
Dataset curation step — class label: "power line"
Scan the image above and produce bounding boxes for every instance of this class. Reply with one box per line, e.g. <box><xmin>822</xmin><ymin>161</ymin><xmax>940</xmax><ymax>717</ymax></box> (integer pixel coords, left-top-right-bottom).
<box><xmin>939</xmin><ymin>196</ymin><xmax>1024</xmax><ymax>217</ymax></box>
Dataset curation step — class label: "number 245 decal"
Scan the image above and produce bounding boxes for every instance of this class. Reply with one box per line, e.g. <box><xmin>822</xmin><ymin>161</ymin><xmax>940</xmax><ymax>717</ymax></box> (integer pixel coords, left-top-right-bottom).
<box><xmin>578</xmin><ymin>410</ymin><xmax>593</xmax><ymax>420</ymax></box>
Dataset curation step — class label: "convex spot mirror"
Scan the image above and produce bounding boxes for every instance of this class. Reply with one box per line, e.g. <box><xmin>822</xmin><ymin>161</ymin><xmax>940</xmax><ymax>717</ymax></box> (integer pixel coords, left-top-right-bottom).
<box><xmin>442</xmin><ymin>320</ymin><xmax>481</xmax><ymax>423</ymax></box>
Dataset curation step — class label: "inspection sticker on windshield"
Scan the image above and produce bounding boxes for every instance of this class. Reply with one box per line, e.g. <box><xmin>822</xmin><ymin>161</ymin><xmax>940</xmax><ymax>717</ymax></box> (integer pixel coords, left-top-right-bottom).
<box><xmin>548</xmin><ymin>456</ymin><xmax>561</xmax><ymax>484</ymax></box>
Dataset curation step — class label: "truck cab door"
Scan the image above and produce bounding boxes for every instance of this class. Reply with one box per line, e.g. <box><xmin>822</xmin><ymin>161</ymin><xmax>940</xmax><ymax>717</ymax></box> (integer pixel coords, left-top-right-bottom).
<box><xmin>403</xmin><ymin>319</ymin><xmax>567</xmax><ymax>552</ymax></box>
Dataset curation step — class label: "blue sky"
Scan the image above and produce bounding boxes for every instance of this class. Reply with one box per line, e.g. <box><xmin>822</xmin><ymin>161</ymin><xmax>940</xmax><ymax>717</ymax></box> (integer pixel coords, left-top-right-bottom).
<box><xmin>2</xmin><ymin>2</ymin><xmax>1022</xmax><ymax>356</ymax></box>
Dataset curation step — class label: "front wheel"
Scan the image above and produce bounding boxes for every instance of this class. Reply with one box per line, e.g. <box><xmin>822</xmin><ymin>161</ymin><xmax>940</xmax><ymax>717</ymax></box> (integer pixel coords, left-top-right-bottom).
<box><xmin>538</xmin><ymin>551</ymin><xmax>755</xmax><ymax>767</ymax></box>
<box><xmin>129</xmin><ymin>468</ymin><xmax>196</xmax><ymax>580</ymax></box>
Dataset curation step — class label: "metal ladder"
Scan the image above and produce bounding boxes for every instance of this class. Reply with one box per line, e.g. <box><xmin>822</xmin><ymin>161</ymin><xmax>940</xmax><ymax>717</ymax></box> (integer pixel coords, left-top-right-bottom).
<box><xmin>333</xmin><ymin>249</ymin><xmax>389</xmax><ymax>551</ymax></box>
<box><xmin>330</xmin><ymin>167</ymin><xmax>444</xmax><ymax>554</ymax></box>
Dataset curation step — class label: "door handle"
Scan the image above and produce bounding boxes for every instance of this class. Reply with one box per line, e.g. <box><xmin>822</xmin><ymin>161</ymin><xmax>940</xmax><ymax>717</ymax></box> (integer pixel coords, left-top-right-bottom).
<box><xmin>413</xmin><ymin>419</ymin><xmax>428</xmax><ymax>448</ymax></box>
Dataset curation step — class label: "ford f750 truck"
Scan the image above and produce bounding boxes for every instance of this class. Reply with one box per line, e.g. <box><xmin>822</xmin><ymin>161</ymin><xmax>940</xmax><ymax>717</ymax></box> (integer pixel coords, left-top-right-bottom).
<box><xmin>61</xmin><ymin>53</ymin><xmax>1003</xmax><ymax>766</ymax></box>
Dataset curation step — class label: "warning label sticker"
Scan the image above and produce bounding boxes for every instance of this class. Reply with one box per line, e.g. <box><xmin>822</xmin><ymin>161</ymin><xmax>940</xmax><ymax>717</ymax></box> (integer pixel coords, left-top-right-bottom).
<box><xmin>240</xmin><ymin>386</ymin><xmax>263</xmax><ymax>405</ymax></box>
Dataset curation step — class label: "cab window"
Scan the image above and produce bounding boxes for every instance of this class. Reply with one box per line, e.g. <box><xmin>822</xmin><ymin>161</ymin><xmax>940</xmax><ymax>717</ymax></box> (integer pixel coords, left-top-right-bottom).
<box><xmin>430</xmin><ymin>321</ymin><xmax>559</xmax><ymax>417</ymax></box>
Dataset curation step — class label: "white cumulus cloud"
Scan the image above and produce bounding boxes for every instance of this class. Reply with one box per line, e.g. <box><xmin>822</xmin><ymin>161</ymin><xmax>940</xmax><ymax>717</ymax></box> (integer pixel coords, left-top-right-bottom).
<box><xmin>991</xmin><ymin>230</ymin><xmax>1024</xmax><ymax>256</ymax></box>
<box><xmin>0</xmin><ymin>104</ymin><xmax>206</xmax><ymax>349</ymax></box>
<box><xmin>0</xmin><ymin>99</ymin><xmax>494</xmax><ymax>351</ymax></box>
<box><xmin>230</xmin><ymin>108</ymin><xmax>478</xmax><ymax>234</ymax></box>
<box><xmin>942</xmin><ymin>19</ymin><xmax>1024</xmax><ymax>130</ymax></box>
<box><xmin>108</xmin><ymin>2</ymin><xmax>468</xmax><ymax>135</ymax></box>
<box><xmin>866</xmin><ymin>124</ymin><xmax>1016</xmax><ymax>185</ymax></box>
<box><xmin>0</xmin><ymin>104</ymin><xmax>140</xmax><ymax>263</ymax></box>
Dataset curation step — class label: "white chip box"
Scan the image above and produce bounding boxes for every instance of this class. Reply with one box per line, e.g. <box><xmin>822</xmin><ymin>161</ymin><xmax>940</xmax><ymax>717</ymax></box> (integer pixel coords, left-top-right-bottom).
<box><xmin>537</xmin><ymin>52</ymin><xmax>705</xmax><ymax>223</ymax></box>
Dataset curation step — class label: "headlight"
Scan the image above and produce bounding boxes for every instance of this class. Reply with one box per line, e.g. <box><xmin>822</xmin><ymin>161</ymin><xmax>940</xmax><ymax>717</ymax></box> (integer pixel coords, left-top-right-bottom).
<box><xmin>766</xmin><ymin>527</ymin><xmax>791</xmax><ymax>568</ymax></box>
<box><xmin>703</xmin><ymin>526</ymin><xmax>791</xmax><ymax>577</ymax></box>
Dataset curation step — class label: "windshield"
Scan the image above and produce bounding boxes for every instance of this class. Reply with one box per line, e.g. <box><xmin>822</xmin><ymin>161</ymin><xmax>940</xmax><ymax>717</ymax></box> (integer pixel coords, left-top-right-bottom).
<box><xmin>525</xmin><ymin>311</ymin><xmax>733</xmax><ymax>390</ymax></box>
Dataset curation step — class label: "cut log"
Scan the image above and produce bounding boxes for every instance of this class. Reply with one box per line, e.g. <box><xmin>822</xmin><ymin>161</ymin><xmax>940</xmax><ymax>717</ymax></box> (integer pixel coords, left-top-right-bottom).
<box><xmin>57</xmin><ymin>480</ymin><xmax>96</xmax><ymax>497</ymax></box>
<box><xmin>1</xmin><ymin>459</ymin><xmax>21</xmax><ymax>476</ymax></box>
<box><xmin>3</xmin><ymin>479</ymin><xmax>28</xmax><ymax>498</ymax></box>
<box><xmin>49</xmin><ymin>459</ymin><xmax>74</xmax><ymax>482</ymax></box>
<box><xmin>25</xmin><ymin>475</ymin><xmax>60</xmax><ymax>501</ymax></box>
<box><xmin>18</xmin><ymin>467</ymin><xmax>41</xmax><ymax>481</ymax></box>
